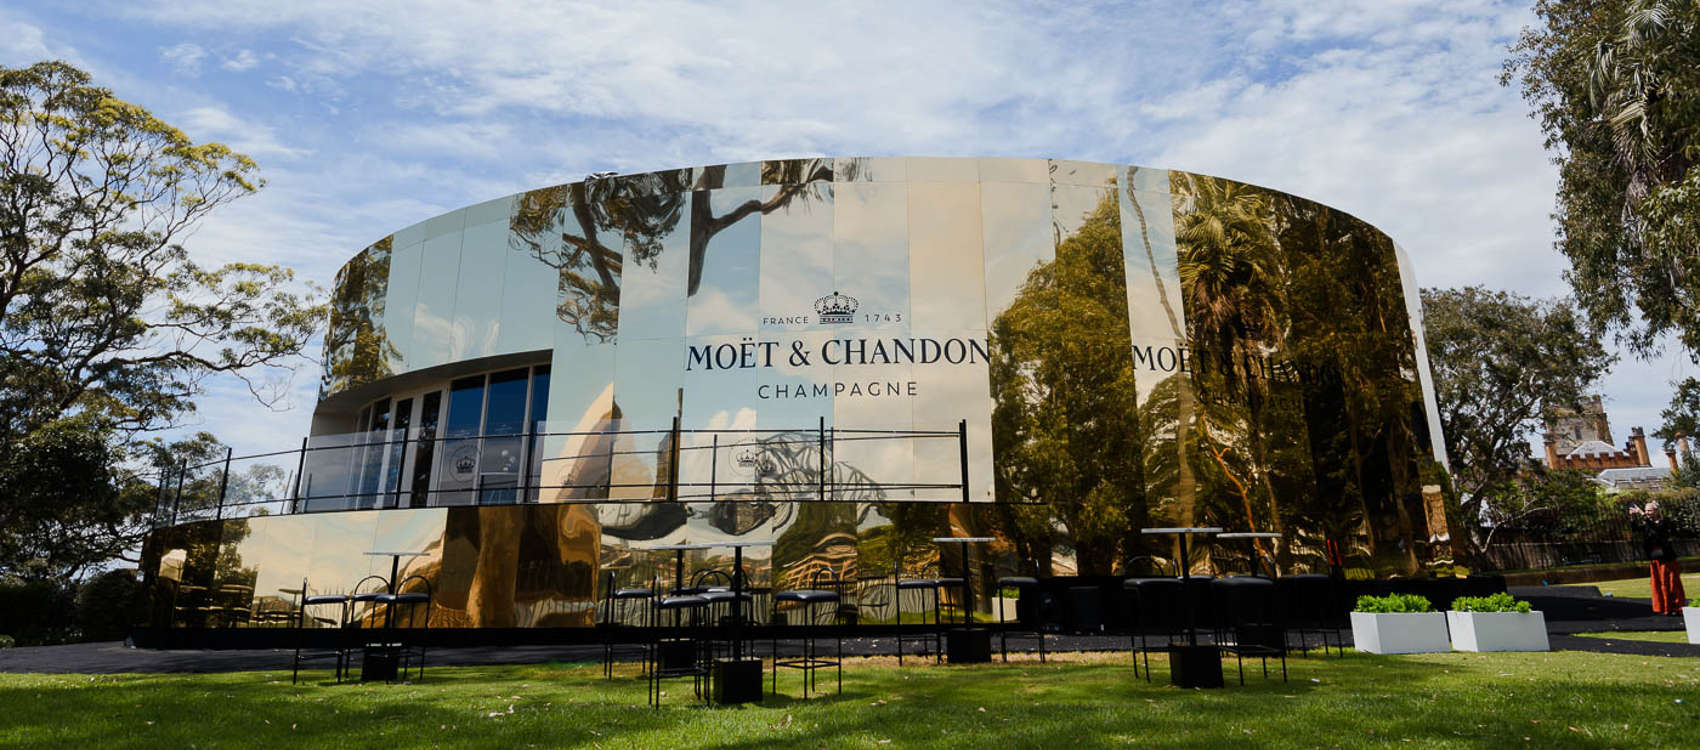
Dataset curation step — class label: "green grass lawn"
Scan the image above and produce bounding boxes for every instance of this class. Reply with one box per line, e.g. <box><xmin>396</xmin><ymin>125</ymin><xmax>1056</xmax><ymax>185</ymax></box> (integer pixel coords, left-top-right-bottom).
<box><xmin>5</xmin><ymin>651</ymin><xmax>1700</xmax><ymax>749</ymax></box>
<box><xmin>1574</xmin><ymin>630</ymin><xmax>1689</xmax><ymax>644</ymax></box>
<box><xmin>1583</xmin><ymin>572</ymin><xmax>1700</xmax><ymax>600</ymax></box>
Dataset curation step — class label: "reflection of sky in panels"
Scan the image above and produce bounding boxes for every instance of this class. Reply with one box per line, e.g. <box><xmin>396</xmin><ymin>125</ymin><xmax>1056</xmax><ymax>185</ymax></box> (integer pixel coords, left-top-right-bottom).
<box><xmin>1394</xmin><ymin>242</ymin><xmax>1449</xmax><ymax>468</ymax></box>
<box><xmin>907</xmin><ymin>157</ymin><xmax>978</xmax><ymax>183</ymax></box>
<box><xmin>833</xmin><ymin>182</ymin><xmax>908</xmax><ymax>332</ymax></box>
<box><xmin>411</xmin><ymin>228</ymin><xmax>464</xmax><ymax>371</ymax></box>
<box><xmin>453</xmin><ymin>219</ymin><xmax>508</xmax><ymax>362</ymax></box>
<box><xmin>978</xmin><ymin>157</ymin><xmax>1049</xmax><ymax>184</ymax></box>
<box><xmin>677</xmin><ymin>333</ymin><xmax>761</xmax><ymax>501</ymax></box>
<box><xmin>981</xmin><ymin>181</ymin><xmax>1053</xmax><ymax>322</ymax></box>
<box><xmin>832</xmin><ymin>335</ymin><xmax>915</xmax><ymax>502</ymax></box>
<box><xmin>1118</xmin><ymin>170</ymin><xmax>1184</xmax><ymax>403</ymax></box>
<box><xmin>383</xmin><ymin>240</ymin><xmax>423</xmax><ymax>374</ymax></box>
<box><xmin>1051</xmin><ymin>184</ymin><xmax>1115</xmax><ymax>248</ymax></box>
<box><xmin>613</xmin><ymin>199</ymin><xmax>690</xmax><ymax>341</ymax></box>
<box><xmin>833</xmin><ymin>157</ymin><xmax>906</xmax><ymax>183</ymax></box>
<box><xmin>497</xmin><ymin>234</ymin><xmax>558</xmax><ymax>355</ymax></box>
<box><xmin>609</xmin><ymin>338</ymin><xmax>682</xmax><ymax>499</ymax></box>
<box><xmin>540</xmin><ymin>341</ymin><xmax>615</xmax><ymax>501</ymax></box>
<box><xmin>373</xmin><ymin>507</ymin><xmax>449</xmax><ymax>580</ymax></box>
<box><xmin>908</xmin><ymin>182</ymin><xmax>986</xmax><ymax>332</ymax></box>
<box><xmin>757</xmin><ymin>330</ymin><xmax>833</xmax><ymax>503</ymax></box>
<box><xmin>686</xmin><ymin>187</ymin><xmax>761</xmax><ymax>335</ymax></box>
<box><xmin>759</xmin><ymin>183</ymin><xmax>834</xmax><ymax>333</ymax></box>
<box><xmin>231</xmin><ymin>515</ymin><xmax>313</xmax><ymax>605</ymax></box>
<box><xmin>304</xmin><ymin>511</ymin><xmax>381</xmax><ymax>594</ymax></box>
<box><xmin>909</xmin><ymin>329</ymin><xmax>994</xmax><ymax>502</ymax></box>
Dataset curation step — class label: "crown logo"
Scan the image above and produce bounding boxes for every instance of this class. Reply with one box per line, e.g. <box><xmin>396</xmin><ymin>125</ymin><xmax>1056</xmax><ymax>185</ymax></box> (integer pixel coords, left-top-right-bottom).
<box><xmin>733</xmin><ymin>443</ymin><xmax>775</xmax><ymax>476</ymax></box>
<box><xmin>455</xmin><ymin>455</ymin><xmax>476</xmax><ymax>474</ymax></box>
<box><xmin>814</xmin><ymin>290</ymin><xmax>857</xmax><ymax>324</ymax></box>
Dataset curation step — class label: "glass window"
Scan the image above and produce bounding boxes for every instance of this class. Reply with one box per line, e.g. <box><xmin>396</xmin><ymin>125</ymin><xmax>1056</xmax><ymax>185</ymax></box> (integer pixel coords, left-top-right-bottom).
<box><xmin>410</xmin><ymin>391</ymin><xmax>441</xmax><ymax>508</ymax></box>
<box><xmin>358</xmin><ymin>399</ymin><xmax>391</xmax><ymax>507</ymax></box>
<box><xmin>479</xmin><ymin>368</ymin><xmax>529</xmax><ymax>503</ymax></box>
<box><xmin>526</xmin><ymin>366</ymin><xmax>550</xmax><ymax>501</ymax></box>
<box><xmin>383</xmin><ymin>398</ymin><xmax>412</xmax><ymax>508</ymax></box>
<box><xmin>437</xmin><ymin>376</ymin><xmax>485</xmax><ymax>505</ymax></box>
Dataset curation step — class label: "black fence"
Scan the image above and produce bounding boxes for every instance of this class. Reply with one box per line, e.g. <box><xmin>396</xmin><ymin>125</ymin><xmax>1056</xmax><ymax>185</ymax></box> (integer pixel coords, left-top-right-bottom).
<box><xmin>152</xmin><ymin>418</ymin><xmax>974</xmax><ymax>528</ymax></box>
<box><xmin>1475</xmin><ymin>497</ymin><xmax>1700</xmax><ymax>571</ymax></box>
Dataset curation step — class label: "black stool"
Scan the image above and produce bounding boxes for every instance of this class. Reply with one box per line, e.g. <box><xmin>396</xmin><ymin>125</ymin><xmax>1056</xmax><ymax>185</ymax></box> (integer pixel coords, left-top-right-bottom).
<box><xmin>1277</xmin><ymin>574</ymin><xmax>1342</xmax><ymax>657</ymax></box>
<box><xmin>599</xmin><ymin>571</ymin><xmax>654</xmax><ymax>678</ymax></box>
<box><xmin>771</xmin><ymin>572</ymin><xmax>843</xmax><ymax>699</ymax></box>
<box><xmin>1127</xmin><ymin>577</ymin><xmax>1188</xmax><ymax>682</ymax></box>
<box><xmin>290</xmin><ymin>579</ymin><xmax>351</xmax><ymax>684</ymax></box>
<box><xmin>1212</xmin><ymin>577</ymin><xmax>1287</xmax><ymax>684</ymax></box>
<box><xmin>894</xmin><ymin>562</ymin><xmax>945</xmax><ymax>665</ymax></box>
<box><xmin>647</xmin><ymin>594</ymin><xmax>710</xmax><ymax>707</ymax></box>
<box><xmin>997</xmin><ymin>575</ymin><xmax>1047</xmax><ymax>662</ymax></box>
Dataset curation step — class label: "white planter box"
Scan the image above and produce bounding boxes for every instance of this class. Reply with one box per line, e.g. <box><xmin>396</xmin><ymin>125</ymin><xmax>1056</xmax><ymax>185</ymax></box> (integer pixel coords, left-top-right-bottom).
<box><xmin>1447</xmin><ymin>610</ymin><xmax>1549</xmax><ymax>652</ymax></box>
<box><xmin>1350</xmin><ymin>611</ymin><xmax>1450</xmax><ymax>654</ymax></box>
<box><xmin>1684</xmin><ymin>607</ymin><xmax>1700</xmax><ymax>644</ymax></box>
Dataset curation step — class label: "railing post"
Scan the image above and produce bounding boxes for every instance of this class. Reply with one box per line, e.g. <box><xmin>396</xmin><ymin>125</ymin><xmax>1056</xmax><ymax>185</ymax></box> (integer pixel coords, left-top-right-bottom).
<box><xmin>709</xmin><ymin>434</ymin><xmax>718</xmax><ymax>501</ymax></box>
<box><xmin>290</xmin><ymin>437</ymin><xmax>308</xmax><ymax>514</ymax></box>
<box><xmin>958</xmin><ymin>418</ymin><xmax>970</xmax><ymax>503</ymax></box>
<box><xmin>214</xmin><ymin>447</ymin><xmax>233</xmax><ymax>520</ymax></box>
<box><xmin>171</xmin><ymin>462</ymin><xmax>185</xmax><ymax>525</ymax></box>
<box><xmin>667</xmin><ymin>416</ymin><xmax>682</xmax><ymax>502</ymax></box>
<box><xmin>391</xmin><ymin>430</ymin><xmax>410</xmax><ymax>509</ymax></box>
<box><xmin>818</xmin><ymin>415</ymin><xmax>827</xmax><ymax>502</ymax></box>
<box><xmin>518</xmin><ymin>420</ymin><xmax>535</xmax><ymax>504</ymax></box>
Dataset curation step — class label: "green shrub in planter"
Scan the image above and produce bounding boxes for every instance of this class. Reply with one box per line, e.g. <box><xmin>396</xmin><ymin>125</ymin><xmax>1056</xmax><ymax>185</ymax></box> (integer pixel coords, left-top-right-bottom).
<box><xmin>1449</xmin><ymin>592</ymin><xmax>1532</xmax><ymax>613</ymax></box>
<box><xmin>1354</xmin><ymin>593</ymin><xmax>1433</xmax><ymax>613</ymax></box>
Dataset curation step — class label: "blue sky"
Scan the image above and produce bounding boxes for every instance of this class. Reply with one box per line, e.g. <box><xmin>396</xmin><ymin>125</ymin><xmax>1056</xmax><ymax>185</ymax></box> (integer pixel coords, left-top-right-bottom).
<box><xmin>3</xmin><ymin>0</ymin><xmax>1688</xmax><ymax>458</ymax></box>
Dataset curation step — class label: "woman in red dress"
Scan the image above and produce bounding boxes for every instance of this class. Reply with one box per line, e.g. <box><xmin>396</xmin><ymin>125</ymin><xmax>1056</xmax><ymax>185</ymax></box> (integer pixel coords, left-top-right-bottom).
<box><xmin>1638</xmin><ymin>502</ymin><xmax>1686</xmax><ymax>615</ymax></box>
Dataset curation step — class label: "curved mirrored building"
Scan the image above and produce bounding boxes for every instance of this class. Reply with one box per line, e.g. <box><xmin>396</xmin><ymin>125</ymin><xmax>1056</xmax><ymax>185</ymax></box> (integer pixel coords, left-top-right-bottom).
<box><xmin>139</xmin><ymin>157</ymin><xmax>1449</xmax><ymax>638</ymax></box>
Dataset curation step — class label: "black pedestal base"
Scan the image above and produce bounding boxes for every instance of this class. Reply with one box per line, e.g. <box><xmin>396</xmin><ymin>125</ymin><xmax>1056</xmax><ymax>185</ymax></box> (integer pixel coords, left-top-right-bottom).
<box><xmin>361</xmin><ymin>646</ymin><xmax>399</xmax><ymax>683</ymax></box>
<box><xmin>946</xmin><ymin>628</ymin><xmax>993</xmax><ymax>664</ymax></box>
<box><xmin>1167</xmin><ymin>645</ymin><xmax>1223</xmax><ymax>688</ymax></box>
<box><xmin>712</xmin><ymin>659</ymin><xmax>763</xmax><ymax>704</ymax></box>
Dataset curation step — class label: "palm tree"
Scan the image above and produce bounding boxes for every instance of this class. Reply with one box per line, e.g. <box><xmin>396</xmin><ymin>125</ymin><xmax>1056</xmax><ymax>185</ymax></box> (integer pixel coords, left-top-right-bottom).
<box><xmin>1585</xmin><ymin>0</ymin><xmax>1694</xmax><ymax>211</ymax></box>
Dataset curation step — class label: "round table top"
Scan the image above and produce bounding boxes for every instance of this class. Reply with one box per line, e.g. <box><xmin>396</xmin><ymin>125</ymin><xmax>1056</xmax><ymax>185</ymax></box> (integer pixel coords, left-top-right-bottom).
<box><xmin>363</xmin><ymin>551</ymin><xmax>429</xmax><ymax>557</ymax></box>
<box><xmin>713</xmin><ymin>540</ymin><xmax>777</xmax><ymax>548</ymax></box>
<box><xmin>931</xmin><ymin>536</ymin><xmax>996</xmax><ymax>543</ymax></box>
<box><xmin>1217</xmin><ymin>532</ymin><xmax>1282</xmax><ymax>539</ymax></box>
<box><xmin>1141</xmin><ymin>527</ymin><xmax>1225</xmax><ymax>535</ymax></box>
<box><xmin>639</xmin><ymin>542</ymin><xmax>715</xmax><ymax>551</ymax></box>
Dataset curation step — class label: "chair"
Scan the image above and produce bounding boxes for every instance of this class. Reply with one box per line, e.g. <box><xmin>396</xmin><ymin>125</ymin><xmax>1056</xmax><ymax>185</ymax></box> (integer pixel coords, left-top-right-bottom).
<box><xmin>1277</xmin><ymin>574</ymin><xmax>1343</xmax><ymax>657</ymax></box>
<box><xmin>771</xmin><ymin>570</ymin><xmax>843</xmax><ymax>699</ymax></box>
<box><xmin>996</xmin><ymin>562</ymin><xmax>1047</xmax><ymax>663</ymax></box>
<box><xmin>599</xmin><ymin>571</ymin><xmax>654</xmax><ymax>678</ymax></box>
<box><xmin>1126</xmin><ymin>578</ymin><xmax>1189</xmax><ymax>682</ymax></box>
<box><xmin>290</xmin><ymin>579</ymin><xmax>351</xmax><ymax>684</ymax></box>
<box><xmin>383</xmin><ymin>574</ymin><xmax>433</xmax><ymax>682</ymax></box>
<box><xmin>894</xmin><ymin>560</ymin><xmax>945</xmax><ymax>665</ymax></box>
<box><xmin>647</xmin><ymin>593</ymin><xmax>710</xmax><ymax>707</ymax></box>
<box><xmin>1211</xmin><ymin>577</ymin><xmax>1288</xmax><ymax>685</ymax></box>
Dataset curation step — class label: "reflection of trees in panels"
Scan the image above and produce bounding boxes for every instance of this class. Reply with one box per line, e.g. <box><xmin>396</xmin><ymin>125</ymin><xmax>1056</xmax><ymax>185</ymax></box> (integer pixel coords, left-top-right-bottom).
<box><xmin>759</xmin><ymin>183</ymin><xmax>834</xmax><ymax>333</ymax></box>
<box><xmin>322</xmin><ymin>237</ymin><xmax>394</xmax><ymax>396</ymax></box>
<box><xmin>452</xmin><ymin>219</ymin><xmax>509</xmax><ymax>361</ymax></box>
<box><xmin>686</xmin><ymin>187</ymin><xmax>762</xmax><ymax>335</ymax></box>
<box><xmin>833</xmin><ymin>182</ymin><xmax>909</xmax><ymax>332</ymax></box>
<box><xmin>383</xmin><ymin>239</ymin><xmax>423</xmax><ymax>375</ymax></box>
<box><xmin>908</xmin><ymin>182</ymin><xmax>986</xmax><ymax>331</ymax></box>
<box><xmin>758</xmin><ymin>330</ymin><xmax>834</xmax><ymax>504</ymax></box>
<box><xmin>411</xmin><ymin>229</ymin><xmax>463</xmax><ymax>371</ymax></box>
<box><xmin>988</xmin><ymin>188</ymin><xmax>1140</xmax><ymax>573</ymax></box>
<box><xmin>833</xmin><ymin>157</ymin><xmax>906</xmax><ymax>183</ymax></box>
<box><xmin>611</xmin><ymin>187</ymin><xmax>691</xmax><ymax>342</ymax></box>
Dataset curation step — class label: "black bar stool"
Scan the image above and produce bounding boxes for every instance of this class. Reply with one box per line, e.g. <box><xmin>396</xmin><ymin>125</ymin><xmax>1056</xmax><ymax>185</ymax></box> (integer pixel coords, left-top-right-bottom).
<box><xmin>771</xmin><ymin>571</ymin><xmax>843</xmax><ymax>699</ymax></box>
<box><xmin>1277</xmin><ymin>574</ymin><xmax>1342</xmax><ymax>657</ymax></box>
<box><xmin>647</xmin><ymin>592</ymin><xmax>710</xmax><ymax>707</ymax></box>
<box><xmin>384</xmin><ymin>574</ymin><xmax>433</xmax><ymax>682</ymax></box>
<box><xmin>1212</xmin><ymin>577</ymin><xmax>1288</xmax><ymax>684</ymax></box>
<box><xmin>291</xmin><ymin>578</ymin><xmax>351</xmax><ymax>684</ymax></box>
<box><xmin>599</xmin><ymin>571</ymin><xmax>654</xmax><ymax>678</ymax></box>
<box><xmin>996</xmin><ymin>570</ymin><xmax>1047</xmax><ymax>663</ymax></box>
<box><xmin>1127</xmin><ymin>577</ymin><xmax>1187</xmax><ymax>682</ymax></box>
<box><xmin>894</xmin><ymin>561</ymin><xmax>944</xmax><ymax>665</ymax></box>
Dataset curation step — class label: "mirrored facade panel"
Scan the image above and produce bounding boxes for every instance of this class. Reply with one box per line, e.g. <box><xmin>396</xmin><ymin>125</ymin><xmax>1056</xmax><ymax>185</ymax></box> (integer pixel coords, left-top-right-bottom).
<box><xmin>452</xmin><ymin>219</ymin><xmax>508</xmax><ymax>362</ymax></box>
<box><xmin>163</xmin><ymin>156</ymin><xmax>1454</xmax><ymax>639</ymax></box>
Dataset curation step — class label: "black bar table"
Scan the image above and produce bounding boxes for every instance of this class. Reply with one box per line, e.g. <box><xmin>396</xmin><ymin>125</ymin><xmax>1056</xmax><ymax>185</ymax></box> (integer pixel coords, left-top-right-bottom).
<box><xmin>932</xmin><ymin>536</ymin><xmax>995</xmax><ymax>664</ymax></box>
<box><xmin>1140</xmin><ymin>527</ymin><xmax>1224</xmax><ymax>688</ymax></box>
<box><xmin>1216</xmin><ymin>532</ymin><xmax>1283</xmax><ymax>578</ymax></box>
<box><xmin>358</xmin><ymin>551</ymin><xmax>427</xmax><ymax>682</ymax></box>
<box><xmin>703</xmin><ymin>540</ymin><xmax>772</xmax><ymax>704</ymax></box>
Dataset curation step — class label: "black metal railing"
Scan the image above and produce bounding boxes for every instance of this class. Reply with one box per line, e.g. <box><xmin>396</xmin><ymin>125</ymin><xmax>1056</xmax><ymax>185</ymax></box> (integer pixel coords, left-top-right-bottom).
<box><xmin>1474</xmin><ymin>498</ymin><xmax>1700</xmax><ymax>570</ymax></box>
<box><xmin>151</xmin><ymin>417</ymin><xmax>974</xmax><ymax>528</ymax></box>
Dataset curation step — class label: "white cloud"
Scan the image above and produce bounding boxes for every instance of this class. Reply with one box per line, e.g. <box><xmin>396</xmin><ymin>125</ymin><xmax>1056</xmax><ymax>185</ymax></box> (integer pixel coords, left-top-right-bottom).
<box><xmin>222</xmin><ymin>48</ymin><xmax>259</xmax><ymax>71</ymax></box>
<box><xmin>177</xmin><ymin>105</ymin><xmax>311</xmax><ymax>160</ymax></box>
<box><xmin>160</xmin><ymin>42</ymin><xmax>205</xmax><ymax>76</ymax></box>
